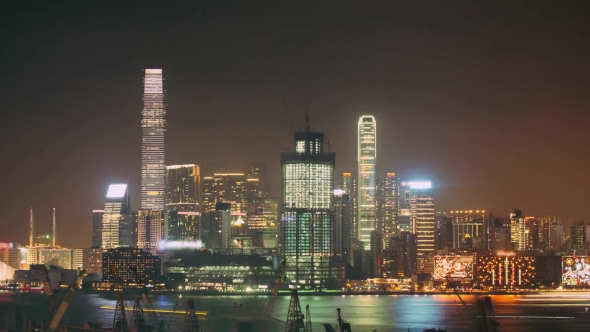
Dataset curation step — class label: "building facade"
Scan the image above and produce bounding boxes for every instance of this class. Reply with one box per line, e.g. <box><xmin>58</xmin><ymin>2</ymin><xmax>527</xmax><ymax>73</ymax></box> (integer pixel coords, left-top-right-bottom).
<box><xmin>377</xmin><ymin>173</ymin><xmax>399</xmax><ymax>244</ymax></box>
<box><xmin>340</xmin><ymin>173</ymin><xmax>358</xmax><ymax>240</ymax></box>
<box><xmin>141</xmin><ymin>69</ymin><xmax>166</xmax><ymax>210</ymax></box>
<box><xmin>406</xmin><ymin>181</ymin><xmax>435</xmax><ymax>254</ymax></box>
<box><xmin>136</xmin><ymin>210</ymin><xmax>165</xmax><ymax>254</ymax></box>
<box><xmin>202</xmin><ymin>173</ymin><xmax>249</xmax><ymax>214</ymax></box>
<box><xmin>165</xmin><ymin>164</ymin><xmax>200</xmax><ymax>212</ymax></box>
<box><xmin>92</xmin><ymin>210</ymin><xmax>104</xmax><ymax>248</ymax></box>
<box><xmin>280</xmin><ymin>128</ymin><xmax>336</xmax><ymax>289</ymax></box>
<box><xmin>101</xmin><ymin>184</ymin><xmax>132</xmax><ymax>249</ymax></box>
<box><xmin>334</xmin><ymin>191</ymin><xmax>353</xmax><ymax>265</ymax></box>
<box><xmin>357</xmin><ymin>115</ymin><xmax>376</xmax><ymax>250</ymax></box>
<box><xmin>102</xmin><ymin>248</ymin><xmax>161</xmax><ymax>284</ymax></box>
<box><xmin>83</xmin><ymin>248</ymin><xmax>103</xmax><ymax>275</ymax></box>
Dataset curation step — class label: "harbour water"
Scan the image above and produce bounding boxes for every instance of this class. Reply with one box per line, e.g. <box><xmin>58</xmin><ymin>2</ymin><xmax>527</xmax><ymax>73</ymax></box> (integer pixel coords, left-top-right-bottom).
<box><xmin>2</xmin><ymin>291</ymin><xmax>590</xmax><ymax>331</ymax></box>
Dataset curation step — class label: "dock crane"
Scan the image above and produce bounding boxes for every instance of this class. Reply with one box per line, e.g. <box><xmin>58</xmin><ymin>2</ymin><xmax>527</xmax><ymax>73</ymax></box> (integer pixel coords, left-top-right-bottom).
<box><xmin>262</xmin><ymin>259</ymin><xmax>286</xmax><ymax>319</ymax></box>
<box><xmin>39</xmin><ymin>265</ymin><xmax>57</xmax><ymax>330</ymax></box>
<box><xmin>305</xmin><ymin>305</ymin><xmax>312</xmax><ymax>332</ymax></box>
<box><xmin>284</xmin><ymin>290</ymin><xmax>306</xmax><ymax>332</ymax></box>
<box><xmin>45</xmin><ymin>269</ymin><xmax>88</xmax><ymax>332</ymax></box>
<box><xmin>128</xmin><ymin>265</ymin><xmax>165</xmax><ymax>332</ymax></box>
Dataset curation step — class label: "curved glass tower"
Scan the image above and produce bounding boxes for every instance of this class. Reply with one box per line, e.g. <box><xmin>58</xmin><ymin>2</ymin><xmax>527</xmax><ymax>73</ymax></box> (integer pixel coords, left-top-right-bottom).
<box><xmin>141</xmin><ymin>69</ymin><xmax>166</xmax><ymax>210</ymax></box>
<box><xmin>358</xmin><ymin>115</ymin><xmax>376</xmax><ymax>250</ymax></box>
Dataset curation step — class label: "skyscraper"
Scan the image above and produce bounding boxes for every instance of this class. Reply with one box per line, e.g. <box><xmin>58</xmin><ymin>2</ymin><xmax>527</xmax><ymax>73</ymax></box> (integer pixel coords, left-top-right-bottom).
<box><xmin>165</xmin><ymin>164</ymin><xmax>200</xmax><ymax>212</ymax></box>
<box><xmin>101</xmin><ymin>184</ymin><xmax>132</xmax><ymax>249</ymax></box>
<box><xmin>405</xmin><ymin>181</ymin><xmax>435</xmax><ymax>254</ymax></box>
<box><xmin>92</xmin><ymin>209</ymin><xmax>104</xmax><ymax>248</ymax></box>
<box><xmin>281</xmin><ymin>125</ymin><xmax>335</xmax><ymax>289</ymax></box>
<box><xmin>141</xmin><ymin>69</ymin><xmax>166</xmax><ymax>210</ymax></box>
<box><xmin>377</xmin><ymin>173</ymin><xmax>399</xmax><ymax>244</ymax></box>
<box><xmin>358</xmin><ymin>115</ymin><xmax>376</xmax><ymax>250</ymax></box>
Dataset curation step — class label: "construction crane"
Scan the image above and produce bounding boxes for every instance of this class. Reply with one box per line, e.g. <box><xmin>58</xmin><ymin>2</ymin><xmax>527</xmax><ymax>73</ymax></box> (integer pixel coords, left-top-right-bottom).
<box><xmin>45</xmin><ymin>269</ymin><xmax>88</xmax><ymax>332</ymax></box>
<box><xmin>262</xmin><ymin>259</ymin><xmax>286</xmax><ymax>319</ymax></box>
<box><xmin>130</xmin><ymin>298</ymin><xmax>146</xmax><ymax>328</ymax></box>
<box><xmin>39</xmin><ymin>265</ymin><xmax>57</xmax><ymax>330</ymax></box>
<box><xmin>111</xmin><ymin>265</ymin><xmax>129</xmax><ymax>332</ymax></box>
<box><xmin>284</xmin><ymin>290</ymin><xmax>306</xmax><ymax>332</ymax></box>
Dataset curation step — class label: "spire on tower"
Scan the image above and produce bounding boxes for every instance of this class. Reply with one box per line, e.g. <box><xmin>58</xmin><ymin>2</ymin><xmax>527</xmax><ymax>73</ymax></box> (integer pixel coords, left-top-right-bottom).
<box><xmin>52</xmin><ymin>208</ymin><xmax>56</xmax><ymax>248</ymax></box>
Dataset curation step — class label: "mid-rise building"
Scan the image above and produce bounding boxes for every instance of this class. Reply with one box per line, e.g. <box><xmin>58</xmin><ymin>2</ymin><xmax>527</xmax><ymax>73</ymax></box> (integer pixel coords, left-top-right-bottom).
<box><xmin>385</xmin><ymin>231</ymin><xmax>417</xmax><ymax>278</ymax></box>
<box><xmin>102</xmin><ymin>248</ymin><xmax>161</xmax><ymax>284</ymax></box>
<box><xmin>245</xmin><ymin>198</ymin><xmax>279</xmax><ymax>248</ymax></box>
<box><xmin>38</xmin><ymin>249</ymin><xmax>73</xmax><ymax>269</ymax></box>
<box><xmin>334</xmin><ymin>191</ymin><xmax>353</xmax><ymax>265</ymax></box>
<box><xmin>201</xmin><ymin>203</ymin><xmax>232</xmax><ymax>250</ymax></box>
<box><xmin>136</xmin><ymin>210</ymin><xmax>165</xmax><ymax>254</ymax></box>
<box><xmin>281</xmin><ymin>125</ymin><xmax>336</xmax><ymax>289</ymax></box>
<box><xmin>101</xmin><ymin>184</ymin><xmax>132</xmax><ymax>249</ymax></box>
<box><xmin>165</xmin><ymin>164</ymin><xmax>200</xmax><ymax>212</ymax></box>
<box><xmin>0</xmin><ymin>247</ymin><xmax>21</xmax><ymax>270</ymax></box>
<box><xmin>92</xmin><ymin>210</ymin><xmax>104</xmax><ymax>248</ymax></box>
<box><xmin>82</xmin><ymin>248</ymin><xmax>103</xmax><ymax>275</ymax></box>
<box><xmin>141</xmin><ymin>69</ymin><xmax>166</xmax><ymax>210</ymax></box>
<box><xmin>357</xmin><ymin>115</ymin><xmax>377</xmax><ymax>250</ymax></box>
<box><xmin>167</xmin><ymin>211</ymin><xmax>201</xmax><ymax>241</ymax></box>
<box><xmin>510</xmin><ymin>209</ymin><xmax>524</xmax><ymax>251</ymax></box>
<box><xmin>72</xmin><ymin>249</ymin><xmax>84</xmax><ymax>270</ymax></box>
<box><xmin>377</xmin><ymin>173</ymin><xmax>399</xmax><ymax>244</ymax></box>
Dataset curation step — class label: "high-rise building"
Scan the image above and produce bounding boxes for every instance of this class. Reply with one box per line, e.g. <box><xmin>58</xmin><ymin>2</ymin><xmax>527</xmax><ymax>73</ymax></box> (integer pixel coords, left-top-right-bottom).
<box><xmin>334</xmin><ymin>190</ymin><xmax>353</xmax><ymax>265</ymax></box>
<box><xmin>136</xmin><ymin>210</ymin><xmax>165</xmax><ymax>255</ymax></box>
<box><xmin>281</xmin><ymin>125</ymin><xmax>335</xmax><ymax>289</ymax></box>
<box><xmin>571</xmin><ymin>221</ymin><xmax>590</xmax><ymax>255</ymax></box>
<box><xmin>434</xmin><ymin>216</ymin><xmax>453</xmax><ymax>252</ymax></box>
<box><xmin>390</xmin><ymin>231</ymin><xmax>418</xmax><ymax>278</ymax></box>
<box><xmin>82</xmin><ymin>248</ymin><xmax>103</xmax><ymax>275</ymax></box>
<box><xmin>248</xmin><ymin>163</ymin><xmax>269</xmax><ymax>199</ymax></box>
<box><xmin>101</xmin><ymin>184</ymin><xmax>132</xmax><ymax>249</ymax></box>
<box><xmin>357</xmin><ymin>115</ymin><xmax>376</xmax><ymax>250</ymax></box>
<box><xmin>510</xmin><ymin>209</ymin><xmax>523</xmax><ymax>251</ymax></box>
<box><xmin>165</xmin><ymin>164</ymin><xmax>200</xmax><ymax>212</ymax></box>
<box><xmin>340</xmin><ymin>173</ymin><xmax>358</xmax><ymax>239</ymax></box>
<box><xmin>406</xmin><ymin>181</ymin><xmax>435</xmax><ymax>254</ymax></box>
<box><xmin>141</xmin><ymin>69</ymin><xmax>166</xmax><ymax>210</ymax></box>
<box><xmin>548</xmin><ymin>220</ymin><xmax>564</xmax><ymax>251</ymax></box>
<box><xmin>397</xmin><ymin>183</ymin><xmax>413</xmax><ymax>234</ymax></box>
<box><xmin>377</xmin><ymin>173</ymin><xmax>399</xmax><ymax>244</ymax></box>
<box><xmin>72</xmin><ymin>249</ymin><xmax>84</xmax><ymax>270</ymax></box>
<box><xmin>202</xmin><ymin>173</ymin><xmax>249</xmax><ymax>214</ymax></box>
<box><xmin>92</xmin><ymin>210</ymin><xmax>104</xmax><ymax>248</ymax></box>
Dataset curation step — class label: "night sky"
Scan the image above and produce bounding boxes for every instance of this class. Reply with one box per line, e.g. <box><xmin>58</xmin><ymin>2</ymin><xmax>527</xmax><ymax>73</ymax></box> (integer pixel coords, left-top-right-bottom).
<box><xmin>1</xmin><ymin>1</ymin><xmax>589</xmax><ymax>248</ymax></box>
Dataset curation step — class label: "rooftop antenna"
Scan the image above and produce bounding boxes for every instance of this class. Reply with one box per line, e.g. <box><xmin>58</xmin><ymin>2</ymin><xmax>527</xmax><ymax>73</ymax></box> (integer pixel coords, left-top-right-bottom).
<box><xmin>29</xmin><ymin>207</ymin><xmax>34</xmax><ymax>247</ymax></box>
<box><xmin>52</xmin><ymin>208</ymin><xmax>56</xmax><ymax>248</ymax></box>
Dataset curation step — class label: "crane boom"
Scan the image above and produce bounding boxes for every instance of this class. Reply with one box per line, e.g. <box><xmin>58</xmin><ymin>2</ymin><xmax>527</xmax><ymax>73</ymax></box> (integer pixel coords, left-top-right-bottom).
<box><xmin>262</xmin><ymin>259</ymin><xmax>286</xmax><ymax>318</ymax></box>
<box><xmin>46</xmin><ymin>269</ymin><xmax>88</xmax><ymax>332</ymax></box>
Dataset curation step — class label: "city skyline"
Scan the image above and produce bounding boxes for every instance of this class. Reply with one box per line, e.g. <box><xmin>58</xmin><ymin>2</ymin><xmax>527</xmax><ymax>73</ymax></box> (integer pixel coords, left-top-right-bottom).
<box><xmin>1</xmin><ymin>3</ymin><xmax>589</xmax><ymax>248</ymax></box>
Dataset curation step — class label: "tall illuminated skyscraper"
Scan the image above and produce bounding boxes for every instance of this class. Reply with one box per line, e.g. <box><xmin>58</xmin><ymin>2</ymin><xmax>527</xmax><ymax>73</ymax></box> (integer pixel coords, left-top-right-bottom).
<box><xmin>406</xmin><ymin>181</ymin><xmax>435</xmax><ymax>254</ymax></box>
<box><xmin>281</xmin><ymin>124</ymin><xmax>336</xmax><ymax>289</ymax></box>
<box><xmin>358</xmin><ymin>115</ymin><xmax>376</xmax><ymax>250</ymax></box>
<box><xmin>377</xmin><ymin>173</ymin><xmax>399</xmax><ymax>244</ymax></box>
<box><xmin>101</xmin><ymin>184</ymin><xmax>132</xmax><ymax>249</ymax></box>
<box><xmin>141</xmin><ymin>69</ymin><xmax>166</xmax><ymax>210</ymax></box>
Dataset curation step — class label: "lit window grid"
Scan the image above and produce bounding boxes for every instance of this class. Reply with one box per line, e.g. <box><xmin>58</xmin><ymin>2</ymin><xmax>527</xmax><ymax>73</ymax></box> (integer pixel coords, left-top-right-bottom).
<box><xmin>283</xmin><ymin>163</ymin><xmax>333</xmax><ymax>210</ymax></box>
<box><xmin>358</xmin><ymin>117</ymin><xmax>376</xmax><ymax>251</ymax></box>
<box><xmin>141</xmin><ymin>70</ymin><xmax>166</xmax><ymax>210</ymax></box>
<box><xmin>102</xmin><ymin>202</ymin><xmax>123</xmax><ymax>249</ymax></box>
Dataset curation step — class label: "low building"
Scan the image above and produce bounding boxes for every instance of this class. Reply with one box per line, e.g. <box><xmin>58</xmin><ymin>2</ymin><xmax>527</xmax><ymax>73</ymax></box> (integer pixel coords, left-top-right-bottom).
<box><xmin>164</xmin><ymin>250</ymin><xmax>276</xmax><ymax>292</ymax></box>
<box><xmin>101</xmin><ymin>248</ymin><xmax>161</xmax><ymax>287</ymax></box>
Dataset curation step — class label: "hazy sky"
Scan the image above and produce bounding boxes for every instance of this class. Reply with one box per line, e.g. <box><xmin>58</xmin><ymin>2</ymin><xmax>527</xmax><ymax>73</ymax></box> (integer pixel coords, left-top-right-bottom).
<box><xmin>1</xmin><ymin>1</ymin><xmax>589</xmax><ymax>248</ymax></box>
